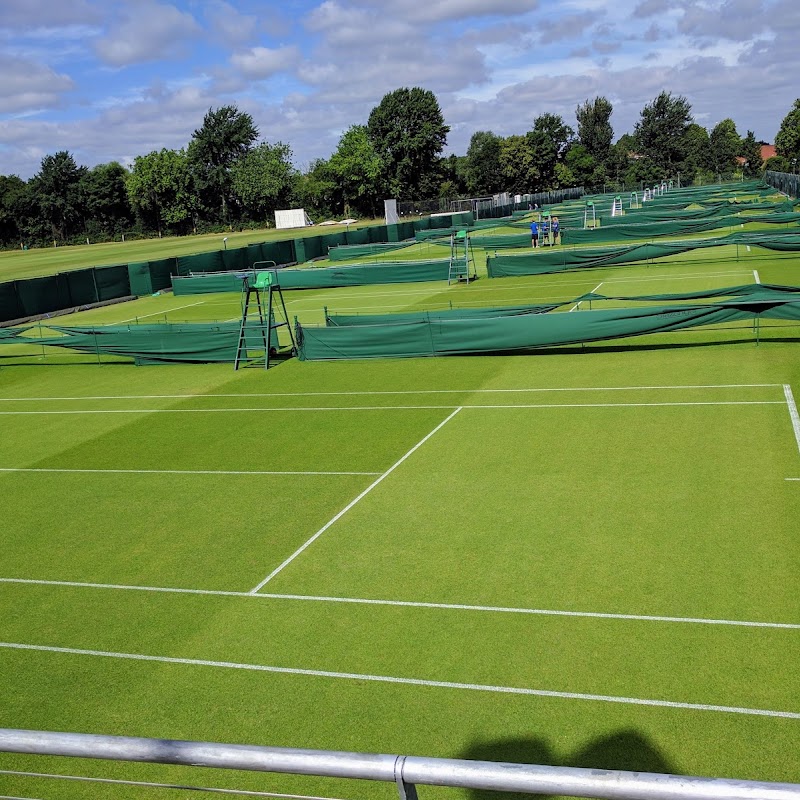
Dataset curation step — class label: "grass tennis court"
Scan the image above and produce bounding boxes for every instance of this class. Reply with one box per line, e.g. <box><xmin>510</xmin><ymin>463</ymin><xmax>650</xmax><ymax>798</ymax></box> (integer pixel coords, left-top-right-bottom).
<box><xmin>1</xmin><ymin>195</ymin><xmax>799</xmax><ymax>799</ymax></box>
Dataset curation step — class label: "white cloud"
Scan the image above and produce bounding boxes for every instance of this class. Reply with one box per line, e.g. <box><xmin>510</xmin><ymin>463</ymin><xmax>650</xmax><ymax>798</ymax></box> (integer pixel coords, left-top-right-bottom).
<box><xmin>0</xmin><ymin>0</ymin><xmax>99</xmax><ymax>27</ymax></box>
<box><xmin>94</xmin><ymin>2</ymin><xmax>201</xmax><ymax>67</ymax></box>
<box><xmin>231</xmin><ymin>46</ymin><xmax>300</xmax><ymax>79</ymax></box>
<box><xmin>0</xmin><ymin>54</ymin><xmax>74</xmax><ymax>114</ymax></box>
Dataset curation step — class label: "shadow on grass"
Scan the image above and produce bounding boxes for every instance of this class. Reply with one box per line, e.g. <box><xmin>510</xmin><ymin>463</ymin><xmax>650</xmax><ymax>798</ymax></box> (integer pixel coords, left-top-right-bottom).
<box><xmin>459</xmin><ymin>731</ymin><xmax>677</xmax><ymax>800</ymax></box>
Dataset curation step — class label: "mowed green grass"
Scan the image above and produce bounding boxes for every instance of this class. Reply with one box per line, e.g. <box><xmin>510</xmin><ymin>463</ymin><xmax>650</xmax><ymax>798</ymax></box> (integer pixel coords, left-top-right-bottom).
<box><xmin>0</xmin><ymin>331</ymin><xmax>799</xmax><ymax>800</ymax></box>
<box><xmin>0</xmin><ymin>219</ymin><xmax>386</xmax><ymax>283</ymax></box>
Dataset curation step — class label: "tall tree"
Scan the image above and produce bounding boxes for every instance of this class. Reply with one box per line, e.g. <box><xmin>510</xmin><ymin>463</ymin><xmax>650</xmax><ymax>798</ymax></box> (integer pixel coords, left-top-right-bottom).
<box><xmin>188</xmin><ymin>105</ymin><xmax>258</xmax><ymax>224</ymax></box>
<box><xmin>296</xmin><ymin>159</ymin><xmax>339</xmax><ymax>219</ymax></box>
<box><xmin>231</xmin><ymin>141</ymin><xmax>296</xmax><ymax>222</ymax></box>
<box><xmin>0</xmin><ymin>174</ymin><xmax>26</xmax><ymax>246</ymax></box>
<box><xmin>775</xmin><ymin>98</ymin><xmax>800</xmax><ymax>167</ymax></box>
<box><xmin>739</xmin><ymin>131</ymin><xmax>763</xmax><ymax>177</ymax></box>
<box><xmin>527</xmin><ymin>113</ymin><xmax>574</xmax><ymax>189</ymax></box>
<box><xmin>127</xmin><ymin>148</ymin><xmax>196</xmax><ymax>235</ymax></box>
<box><xmin>576</xmin><ymin>97</ymin><xmax>614</xmax><ymax>165</ymax></box>
<box><xmin>465</xmin><ymin>131</ymin><xmax>504</xmax><ymax>195</ymax></box>
<box><xmin>327</xmin><ymin>126</ymin><xmax>382</xmax><ymax>217</ymax></box>
<box><xmin>499</xmin><ymin>135</ymin><xmax>539</xmax><ymax>194</ymax></box>
<box><xmin>681</xmin><ymin>123</ymin><xmax>713</xmax><ymax>179</ymax></box>
<box><xmin>367</xmin><ymin>87</ymin><xmax>449</xmax><ymax>200</ymax></box>
<box><xmin>32</xmin><ymin>151</ymin><xmax>87</xmax><ymax>242</ymax></box>
<box><xmin>81</xmin><ymin>162</ymin><xmax>133</xmax><ymax>237</ymax></box>
<box><xmin>634</xmin><ymin>91</ymin><xmax>693</xmax><ymax>173</ymax></box>
<box><xmin>709</xmin><ymin>118</ymin><xmax>741</xmax><ymax>175</ymax></box>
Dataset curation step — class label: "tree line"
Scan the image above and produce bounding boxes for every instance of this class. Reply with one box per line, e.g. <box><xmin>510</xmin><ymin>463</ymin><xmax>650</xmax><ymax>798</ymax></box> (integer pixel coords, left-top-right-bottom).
<box><xmin>0</xmin><ymin>89</ymin><xmax>799</xmax><ymax>249</ymax></box>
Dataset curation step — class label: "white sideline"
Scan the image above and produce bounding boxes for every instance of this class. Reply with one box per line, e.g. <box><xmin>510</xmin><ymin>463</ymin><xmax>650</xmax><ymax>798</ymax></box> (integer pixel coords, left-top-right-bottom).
<box><xmin>569</xmin><ymin>281</ymin><xmax>603</xmax><ymax>312</ymax></box>
<box><xmin>0</xmin><ymin>468</ymin><xmax>380</xmax><ymax>477</ymax></box>
<box><xmin>784</xmin><ymin>385</ymin><xmax>800</xmax><ymax>455</ymax></box>
<box><xmin>0</xmin><ymin>401</ymin><xmax>785</xmax><ymax>416</ymax></box>
<box><xmin>249</xmin><ymin>408</ymin><xmax>464</xmax><ymax>593</ymax></box>
<box><xmin>753</xmin><ymin>269</ymin><xmax>761</xmax><ymax>284</ymax></box>
<box><xmin>1</xmin><ymin>641</ymin><xmax>798</xmax><ymax>719</ymax></box>
<box><xmin>117</xmin><ymin>301</ymin><xmax>206</xmax><ymax>323</ymax></box>
<box><xmin>0</xmin><ymin>385</ymin><xmax>781</xmax><ymax>401</ymax></box>
<box><xmin>2</xmin><ymin>578</ymin><xmax>799</xmax><ymax>631</ymax></box>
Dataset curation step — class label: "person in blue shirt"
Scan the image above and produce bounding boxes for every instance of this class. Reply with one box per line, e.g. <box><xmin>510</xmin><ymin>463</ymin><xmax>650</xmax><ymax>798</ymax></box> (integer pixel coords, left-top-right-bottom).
<box><xmin>530</xmin><ymin>220</ymin><xmax>539</xmax><ymax>248</ymax></box>
<box><xmin>552</xmin><ymin>216</ymin><xmax>560</xmax><ymax>244</ymax></box>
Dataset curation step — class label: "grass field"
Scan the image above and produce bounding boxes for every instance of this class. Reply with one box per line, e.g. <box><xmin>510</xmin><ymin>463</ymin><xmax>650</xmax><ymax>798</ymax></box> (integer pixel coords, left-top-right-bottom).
<box><xmin>1</xmin><ymin>199</ymin><xmax>799</xmax><ymax>800</ymax></box>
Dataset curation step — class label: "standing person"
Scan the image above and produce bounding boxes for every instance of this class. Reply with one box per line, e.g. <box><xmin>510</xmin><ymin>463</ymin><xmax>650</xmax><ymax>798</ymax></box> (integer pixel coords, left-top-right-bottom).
<box><xmin>530</xmin><ymin>219</ymin><xmax>539</xmax><ymax>248</ymax></box>
<box><xmin>552</xmin><ymin>216</ymin><xmax>560</xmax><ymax>244</ymax></box>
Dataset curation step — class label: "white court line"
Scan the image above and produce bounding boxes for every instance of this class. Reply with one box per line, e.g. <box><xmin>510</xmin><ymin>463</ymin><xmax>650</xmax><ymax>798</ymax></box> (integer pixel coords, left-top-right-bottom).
<box><xmin>0</xmin><ymin>384</ymin><xmax>782</xmax><ymax>401</ymax></box>
<box><xmin>569</xmin><ymin>281</ymin><xmax>603</xmax><ymax>312</ymax></box>
<box><xmin>5</xmin><ymin>577</ymin><xmax>798</xmax><ymax>630</ymax></box>
<box><xmin>1</xmin><ymin>641</ymin><xmax>798</xmax><ymax>719</ymax></box>
<box><xmin>0</xmin><ymin>402</ymin><xmax>785</xmax><ymax>417</ymax></box>
<box><xmin>784</xmin><ymin>385</ymin><xmax>800</xmax><ymax>455</ymax></box>
<box><xmin>0</xmin><ymin>468</ymin><xmax>380</xmax><ymax>477</ymax></box>
<box><xmin>249</xmin><ymin>407</ymin><xmax>463</xmax><ymax>593</ymax></box>
<box><xmin>753</xmin><ymin>269</ymin><xmax>761</xmax><ymax>284</ymax></box>
<box><xmin>786</xmin><ymin>478</ymin><xmax>800</xmax><ymax>481</ymax></box>
<box><xmin>117</xmin><ymin>301</ymin><xmax>206</xmax><ymax>323</ymax></box>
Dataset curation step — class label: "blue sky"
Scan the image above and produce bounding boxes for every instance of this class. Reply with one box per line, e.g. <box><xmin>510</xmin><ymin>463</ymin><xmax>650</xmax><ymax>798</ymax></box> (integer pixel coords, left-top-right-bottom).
<box><xmin>1</xmin><ymin>0</ymin><xmax>798</xmax><ymax>179</ymax></box>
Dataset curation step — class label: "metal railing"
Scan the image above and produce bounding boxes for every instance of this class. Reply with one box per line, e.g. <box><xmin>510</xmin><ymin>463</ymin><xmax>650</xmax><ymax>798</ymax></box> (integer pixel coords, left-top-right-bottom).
<box><xmin>1</xmin><ymin>729</ymin><xmax>799</xmax><ymax>800</ymax></box>
<box><xmin>765</xmin><ymin>170</ymin><xmax>800</xmax><ymax>200</ymax></box>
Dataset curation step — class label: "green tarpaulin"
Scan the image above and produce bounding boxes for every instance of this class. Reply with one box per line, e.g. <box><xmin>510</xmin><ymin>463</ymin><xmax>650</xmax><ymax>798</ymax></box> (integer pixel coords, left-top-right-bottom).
<box><xmin>326</xmin><ymin>303</ymin><xmax>559</xmax><ymax>326</ymax></box>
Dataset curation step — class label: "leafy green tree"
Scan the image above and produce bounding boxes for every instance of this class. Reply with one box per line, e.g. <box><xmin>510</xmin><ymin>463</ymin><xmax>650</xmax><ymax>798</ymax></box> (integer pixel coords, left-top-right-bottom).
<box><xmin>576</xmin><ymin>97</ymin><xmax>613</xmax><ymax>165</ymax></box>
<box><xmin>562</xmin><ymin>143</ymin><xmax>597</xmax><ymax>187</ymax></box>
<box><xmin>231</xmin><ymin>141</ymin><xmax>296</xmax><ymax>222</ymax></box>
<box><xmin>367</xmin><ymin>87</ymin><xmax>449</xmax><ymax>199</ymax></box>
<box><xmin>499</xmin><ymin>135</ymin><xmax>539</xmax><ymax>194</ymax></box>
<box><xmin>634</xmin><ymin>91</ymin><xmax>693</xmax><ymax>174</ymax></box>
<box><xmin>328</xmin><ymin>126</ymin><xmax>382</xmax><ymax>217</ymax></box>
<box><xmin>127</xmin><ymin>148</ymin><xmax>196</xmax><ymax>235</ymax></box>
<box><xmin>527</xmin><ymin>113</ymin><xmax>574</xmax><ymax>189</ymax></box>
<box><xmin>764</xmin><ymin>154</ymin><xmax>790</xmax><ymax>172</ymax></box>
<box><xmin>188</xmin><ymin>105</ymin><xmax>258</xmax><ymax>224</ymax></box>
<box><xmin>439</xmin><ymin>154</ymin><xmax>469</xmax><ymax>197</ymax></box>
<box><xmin>740</xmin><ymin>131</ymin><xmax>763</xmax><ymax>177</ymax></box>
<box><xmin>465</xmin><ymin>131</ymin><xmax>504</xmax><ymax>195</ymax></box>
<box><xmin>681</xmin><ymin>123</ymin><xmax>713</xmax><ymax>180</ymax></box>
<box><xmin>775</xmin><ymin>99</ymin><xmax>800</xmax><ymax>167</ymax></box>
<box><xmin>31</xmin><ymin>151</ymin><xmax>87</xmax><ymax>242</ymax></box>
<box><xmin>295</xmin><ymin>159</ymin><xmax>339</xmax><ymax>219</ymax></box>
<box><xmin>709</xmin><ymin>118</ymin><xmax>741</xmax><ymax>175</ymax></box>
<box><xmin>80</xmin><ymin>162</ymin><xmax>133</xmax><ymax>237</ymax></box>
<box><xmin>0</xmin><ymin>175</ymin><xmax>26</xmax><ymax>246</ymax></box>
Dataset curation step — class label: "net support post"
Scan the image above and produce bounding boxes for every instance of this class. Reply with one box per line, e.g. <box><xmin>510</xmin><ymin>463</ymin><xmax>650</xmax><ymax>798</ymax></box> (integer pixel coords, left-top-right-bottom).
<box><xmin>395</xmin><ymin>756</ymin><xmax>419</xmax><ymax>800</ymax></box>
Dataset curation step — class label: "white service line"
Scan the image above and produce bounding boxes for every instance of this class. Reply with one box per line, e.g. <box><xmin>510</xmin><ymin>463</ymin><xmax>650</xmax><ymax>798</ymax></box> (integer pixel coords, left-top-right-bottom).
<box><xmin>249</xmin><ymin>407</ymin><xmax>463</xmax><ymax>593</ymax></box>
<box><xmin>0</xmin><ymin>468</ymin><xmax>380</xmax><ymax>477</ymax></box>
<box><xmin>0</xmin><ymin>384</ymin><xmax>782</xmax><ymax>401</ymax></box>
<box><xmin>0</xmin><ymin>401</ymin><xmax>784</xmax><ymax>416</ymax></box>
<box><xmin>569</xmin><ymin>282</ymin><xmax>603</xmax><ymax>312</ymax></box>
<box><xmin>4</xmin><ymin>578</ymin><xmax>797</xmax><ymax>631</ymax></box>
<box><xmin>784</xmin><ymin>384</ymin><xmax>800</xmax><ymax>455</ymax></box>
<box><xmin>117</xmin><ymin>301</ymin><xmax>206</xmax><ymax>323</ymax></box>
<box><xmin>786</xmin><ymin>478</ymin><xmax>800</xmax><ymax>481</ymax></box>
<box><xmin>1</xmin><ymin>641</ymin><xmax>798</xmax><ymax>719</ymax></box>
<box><xmin>753</xmin><ymin>270</ymin><xmax>761</xmax><ymax>284</ymax></box>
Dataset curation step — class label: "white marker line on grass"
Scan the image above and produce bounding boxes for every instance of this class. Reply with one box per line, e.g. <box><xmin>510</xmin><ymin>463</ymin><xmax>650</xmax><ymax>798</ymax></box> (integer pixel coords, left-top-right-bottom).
<box><xmin>0</xmin><ymin>468</ymin><xmax>380</xmax><ymax>477</ymax></box>
<box><xmin>117</xmin><ymin>301</ymin><xmax>206</xmax><ymax>323</ymax></box>
<box><xmin>3</xmin><ymin>577</ymin><xmax>799</xmax><ymax>631</ymax></box>
<box><xmin>2</xmin><ymin>641</ymin><xmax>798</xmax><ymax>720</ymax></box>
<box><xmin>0</xmin><ymin>385</ymin><xmax>781</xmax><ymax>401</ymax></box>
<box><xmin>569</xmin><ymin>281</ymin><xmax>603</xmax><ymax>312</ymax></box>
<box><xmin>753</xmin><ymin>269</ymin><xmax>761</xmax><ymax>284</ymax></box>
<box><xmin>784</xmin><ymin>384</ymin><xmax>800</xmax><ymax>455</ymax></box>
<box><xmin>249</xmin><ymin>407</ymin><xmax>463</xmax><ymax>593</ymax></box>
<box><xmin>0</xmin><ymin>402</ymin><xmax>784</xmax><ymax>416</ymax></box>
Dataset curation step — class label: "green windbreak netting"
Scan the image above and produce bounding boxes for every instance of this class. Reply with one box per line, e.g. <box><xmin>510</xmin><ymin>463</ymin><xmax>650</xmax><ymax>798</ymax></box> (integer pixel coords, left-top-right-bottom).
<box><xmin>94</xmin><ymin>264</ymin><xmax>132</xmax><ymax>300</ymax></box>
<box><xmin>276</xmin><ymin>259</ymin><xmax>451</xmax><ymax>289</ymax></box>
<box><xmin>486</xmin><ymin>231</ymin><xmax>800</xmax><ymax>277</ymax></box>
<box><xmin>326</xmin><ymin>303</ymin><xmax>559</xmax><ymax>326</ymax></box>
<box><xmin>297</xmin><ymin>297</ymin><xmax>800</xmax><ymax>361</ymax></box>
<box><xmin>177</xmin><ymin>251</ymin><xmax>225</xmax><ymax>276</ymax></box>
<box><xmin>328</xmin><ymin>242</ymin><xmax>415</xmax><ymax>260</ymax></box>
<box><xmin>0</xmin><ymin>282</ymin><xmax>24</xmax><ymax>321</ymax></box>
<box><xmin>172</xmin><ymin>273</ymin><xmax>244</xmax><ymax>295</ymax></box>
<box><xmin>33</xmin><ymin>321</ymin><xmax>276</xmax><ymax>365</ymax></box>
<box><xmin>127</xmin><ymin>262</ymin><xmax>153</xmax><ymax>296</ymax></box>
<box><xmin>64</xmin><ymin>269</ymin><xmax>99</xmax><ymax>306</ymax></box>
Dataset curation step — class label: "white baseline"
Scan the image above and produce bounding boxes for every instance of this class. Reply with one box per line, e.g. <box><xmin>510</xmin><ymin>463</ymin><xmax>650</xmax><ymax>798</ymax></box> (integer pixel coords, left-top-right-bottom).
<box><xmin>0</xmin><ymin>468</ymin><xmax>380</xmax><ymax>477</ymax></box>
<box><xmin>249</xmin><ymin>408</ymin><xmax>463</xmax><ymax>593</ymax></box>
<box><xmin>1</xmin><ymin>641</ymin><xmax>797</xmax><ymax>720</ymax></box>
<box><xmin>784</xmin><ymin>385</ymin><xmax>800</xmax><ymax>455</ymax></box>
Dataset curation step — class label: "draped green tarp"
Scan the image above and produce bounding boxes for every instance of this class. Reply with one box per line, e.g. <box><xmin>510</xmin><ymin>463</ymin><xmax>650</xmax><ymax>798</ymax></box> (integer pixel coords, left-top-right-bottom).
<box><xmin>573</xmin><ymin>284</ymin><xmax>800</xmax><ymax>304</ymax></box>
<box><xmin>0</xmin><ymin>326</ymin><xmax>31</xmax><ymax>340</ymax></box>
<box><xmin>172</xmin><ymin>273</ymin><xmax>244</xmax><ymax>295</ymax></box>
<box><xmin>29</xmin><ymin>321</ymin><xmax>276</xmax><ymax>365</ymax></box>
<box><xmin>326</xmin><ymin>303</ymin><xmax>559</xmax><ymax>326</ymax></box>
<box><xmin>297</xmin><ymin>297</ymin><xmax>800</xmax><ymax>360</ymax></box>
<box><xmin>487</xmin><ymin>231</ymin><xmax>800</xmax><ymax>276</ymax></box>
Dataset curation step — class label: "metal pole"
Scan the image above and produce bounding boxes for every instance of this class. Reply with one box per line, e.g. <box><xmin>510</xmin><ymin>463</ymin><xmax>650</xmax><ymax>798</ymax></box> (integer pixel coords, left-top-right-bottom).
<box><xmin>1</xmin><ymin>730</ymin><xmax>799</xmax><ymax>800</ymax></box>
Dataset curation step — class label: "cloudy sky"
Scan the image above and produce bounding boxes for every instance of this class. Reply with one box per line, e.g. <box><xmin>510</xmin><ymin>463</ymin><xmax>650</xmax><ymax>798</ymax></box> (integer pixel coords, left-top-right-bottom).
<box><xmin>1</xmin><ymin>0</ymin><xmax>798</xmax><ymax>179</ymax></box>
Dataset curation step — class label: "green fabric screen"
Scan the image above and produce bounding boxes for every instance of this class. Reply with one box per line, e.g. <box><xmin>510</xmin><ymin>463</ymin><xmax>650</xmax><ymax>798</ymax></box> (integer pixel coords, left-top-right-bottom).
<box><xmin>326</xmin><ymin>303</ymin><xmax>559</xmax><ymax>326</ymax></box>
